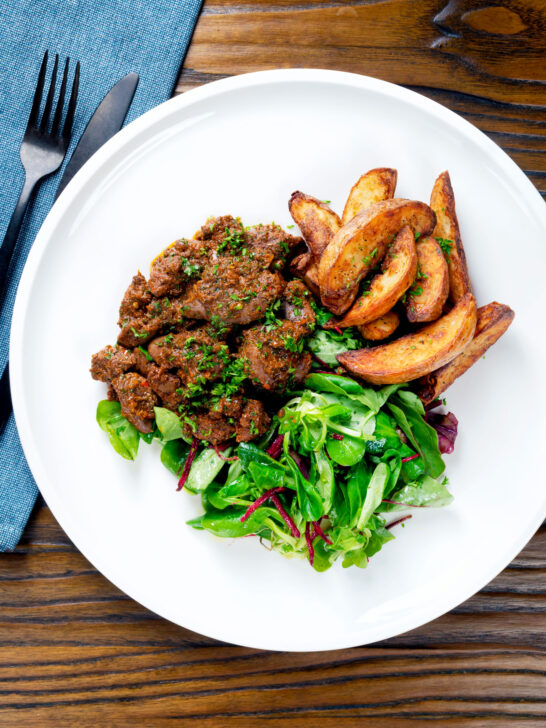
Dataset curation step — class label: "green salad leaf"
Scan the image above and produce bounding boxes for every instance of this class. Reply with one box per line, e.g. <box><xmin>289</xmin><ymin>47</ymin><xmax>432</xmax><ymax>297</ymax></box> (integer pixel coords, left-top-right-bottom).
<box><xmin>154</xmin><ymin>407</ymin><xmax>184</xmax><ymax>442</ymax></box>
<box><xmin>96</xmin><ymin>401</ymin><xmax>140</xmax><ymax>460</ymax></box>
<box><xmin>307</xmin><ymin>328</ymin><xmax>364</xmax><ymax>366</ymax></box>
<box><xmin>96</xmin><ymin>353</ymin><xmax>454</xmax><ymax>571</ymax></box>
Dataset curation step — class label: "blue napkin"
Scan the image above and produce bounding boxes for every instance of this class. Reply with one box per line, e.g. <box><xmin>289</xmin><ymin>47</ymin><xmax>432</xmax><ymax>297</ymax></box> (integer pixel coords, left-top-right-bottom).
<box><xmin>0</xmin><ymin>0</ymin><xmax>203</xmax><ymax>550</ymax></box>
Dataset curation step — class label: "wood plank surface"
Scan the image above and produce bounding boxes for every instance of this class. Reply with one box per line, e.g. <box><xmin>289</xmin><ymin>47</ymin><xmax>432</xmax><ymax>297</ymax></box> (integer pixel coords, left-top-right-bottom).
<box><xmin>2</xmin><ymin>0</ymin><xmax>545</xmax><ymax>725</ymax></box>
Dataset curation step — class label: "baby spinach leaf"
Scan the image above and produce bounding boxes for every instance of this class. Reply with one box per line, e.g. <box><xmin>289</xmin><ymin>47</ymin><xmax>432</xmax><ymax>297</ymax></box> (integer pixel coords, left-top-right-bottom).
<box><xmin>311</xmin><ymin>538</ymin><xmax>337</xmax><ymax>572</ymax></box>
<box><xmin>285</xmin><ymin>454</ymin><xmax>323</xmax><ymax>521</ymax></box>
<box><xmin>189</xmin><ymin>506</ymin><xmax>275</xmax><ymax>538</ymax></box>
<box><xmin>356</xmin><ymin>462</ymin><xmax>389</xmax><ymax>530</ymax></box>
<box><xmin>154</xmin><ymin>407</ymin><xmax>184</xmax><ymax>442</ymax></box>
<box><xmin>248</xmin><ymin>461</ymin><xmax>284</xmax><ymax>490</ymax></box>
<box><xmin>96</xmin><ymin>400</ymin><xmax>140</xmax><ymax>461</ymax></box>
<box><xmin>314</xmin><ymin>448</ymin><xmax>335</xmax><ymax>514</ymax></box>
<box><xmin>305</xmin><ymin>373</ymin><xmax>401</xmax><ymax>413</ymax></box>
<box><xmin>342</xmin><ymin>547</ymin><xmax>369</xmax><ymax>569</ymax></box>
<box><xmin>238</xmin><ymin>442</ymin><xmax>285</xmax><ymax>472</ymax></box>
<box><xmin>345</xmin><ymin>459</ymin><xmax>371</xmax><ymax>526</ymax></box>
<box><xmin>389</xmin><ymin>394</ymin><xmax>445</xmax><ymax>478</ymax></box>
<box><xmin>383</xmin><ymin>475</ymin><xmax>453</xmax><ymax>510</ymax></box>
<box><xmin>365</xmin><ymin>518</ymin><xmax>394</xmax><ymax>557</ymax></box>
<box><xmin>326</xmin><ymin>433</ymin><xmax>367</xmax><ymax>466</ymax></box>
<box><xmin>307</xmin><ymin>328</ymin><xmax>363</xmax><ymax>366</ymax></box>
<box><xmin>160</xmin><ymin>439</ymin><xmax>189</xmax><ymax>477</ymax></box>
<box><xmin>185</xmin><ymin>447</ymin><xmax>230</xmax><ymax>494</ymax></box>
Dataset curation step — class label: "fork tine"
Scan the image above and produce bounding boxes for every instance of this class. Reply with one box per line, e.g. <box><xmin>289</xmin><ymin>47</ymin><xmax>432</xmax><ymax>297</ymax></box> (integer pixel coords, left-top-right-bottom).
<box><xmin>62</xmin><ymin>61</ymin><xmax>80</xmax><ymax>142</ymax></box>
<box><xmin>51</xmin><ymin>58</ymin><xmax>69</xmax><ymax>138</ymax></box>
<box><xmin>39</xmin><ymin>53</ymin><xmax>58</xmax><ymax>133</ymax></box>
<box><xmin>26</xmin><ymin>51</ymin><xmax>48</xmax><ymax>131</ymax></box>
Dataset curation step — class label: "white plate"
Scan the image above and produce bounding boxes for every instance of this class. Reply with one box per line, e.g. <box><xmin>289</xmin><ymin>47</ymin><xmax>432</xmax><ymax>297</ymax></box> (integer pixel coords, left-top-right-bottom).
<box><xmin>10</xmin><ymin>70</ymin><xmax>546</xmax><ymax>652</ymax></box>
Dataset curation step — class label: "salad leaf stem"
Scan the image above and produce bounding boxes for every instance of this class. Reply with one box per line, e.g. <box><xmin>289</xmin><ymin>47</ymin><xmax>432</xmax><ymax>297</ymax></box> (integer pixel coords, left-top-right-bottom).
<box><xmin>386</xmin><ymin>515</ymin><xmax>412</xmax><ymax>530</ymax></box>
<box><xmin>313</xmin><ymin>520</ymin><xmax>332</xmax><ymax>545</ymax></box>
<box><xmin>270</xmin><ymin>493</ymin><xmax>301</xmax><ymax>538</ymax></box>
<box><xmin>305</xmin><ymin>522</ymin><xmax>315</xmax><ymax>565</ymax></box>
<box><xmin>211</xmin><ymin>443</ymin><xmax>239</xmax><ymax>462</ymax></box>
<box><xmin>177</xmin><ymin>438</ymin><xmax>199</xmax><ymax>491</ymax></box>
<box><xmin>266</xmin><ymin>434</ymin><xmax>284</xmax><ymax>459</ymax></box>
<box><xmin>240</xmin><ymin>486</ymin><xmax>287</xmax><ymax>522</ymax></box>
<box><xmin>382</xmin><ymin>498</ymin><xmax>426</xmax><ymax>508</ymax></box>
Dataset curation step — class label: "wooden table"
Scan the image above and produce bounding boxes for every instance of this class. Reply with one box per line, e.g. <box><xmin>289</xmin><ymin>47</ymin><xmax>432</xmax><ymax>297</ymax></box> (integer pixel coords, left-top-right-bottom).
<box><xmin>2</xmin><ymin>1</ymin><xmax>545</xmax><ymax>725</ymax></box>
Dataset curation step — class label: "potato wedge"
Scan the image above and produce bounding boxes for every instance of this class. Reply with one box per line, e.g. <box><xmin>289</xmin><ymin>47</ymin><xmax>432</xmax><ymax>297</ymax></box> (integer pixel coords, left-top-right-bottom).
<box><xmin>318</xmin><ymin>198</ymin><xmax>436</xmax><ymax>315</ymax></box>
<box><xmin>337</xmin><ymin>293</ymin><xmax>477</xmax><ymax>384</ymax></box>
<box><xmin>405</xmin><ymin>236</ymin><xmax>449</xmax><ymax>323</ymax></box>
<box><xmin>327</xmin><ymin>225</ymin><xmax>417</xmax><ymax>328</ymax></box>
<box><xmin>290</xmin><ymin>252</ymin><xmax>320</xmax><ymax>295</ymax></box>
<box><xmin>288</xmin><ymin>192</ymin><xmax>341</xmax><ymax>262</ymax></box>
<box><xmin>415</xmin><ymin>302</ymin><xmax>515</xmax><ymax>404</ymax></box>
<box><xmin>358</xmin><ymin>310</ymin><xmax>400</xmax><ymax>341</ymax></box>
<box><xmin>341</xmin><ymin>168</ymin><xmax>397</xmax><ymax>225</ymax></box>
<box><xmin>430</xmin><ymin>171</ymin><xmax>472</xmax><ymax>302</ymax></box>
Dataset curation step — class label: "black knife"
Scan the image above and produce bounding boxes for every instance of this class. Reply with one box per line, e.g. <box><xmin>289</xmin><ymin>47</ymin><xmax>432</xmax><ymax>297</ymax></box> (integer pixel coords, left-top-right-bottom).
<box><xmin>55</xmin><ymin>72</ymin><xmax>139</xmax><ymax>200</ymax></box>
<box><xmin>0</xmin><ymin>72</ymin><xmax>139</xmax><ymax>436</ymax></box>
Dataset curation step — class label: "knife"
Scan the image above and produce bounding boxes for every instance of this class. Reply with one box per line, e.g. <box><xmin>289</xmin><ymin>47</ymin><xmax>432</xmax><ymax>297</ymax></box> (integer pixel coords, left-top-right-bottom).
<box><xmin>55</xmin><ymin>72</ymin><xmax>139</xmax><ymax>200</ymax></box>
<box><xmin>0</xmin><ymin>72</ymin><xmax>139</xmax><ymax>436</ymax></box>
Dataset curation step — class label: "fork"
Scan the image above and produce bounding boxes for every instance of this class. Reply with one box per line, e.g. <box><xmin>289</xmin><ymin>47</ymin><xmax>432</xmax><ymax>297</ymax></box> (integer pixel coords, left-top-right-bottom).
<box><xmin>0</xmin><ymin>51</ymin><xmax>80</xmax><ymax>309</ymax></box>
<box><xmin>0</xmin><ymin>52</ymin><xmax>79</xmax><ymax>437</ymax></box>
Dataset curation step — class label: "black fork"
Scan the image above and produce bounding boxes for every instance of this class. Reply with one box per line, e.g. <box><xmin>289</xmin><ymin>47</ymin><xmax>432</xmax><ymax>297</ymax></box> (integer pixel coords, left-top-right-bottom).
<box><xmin>0</xmin><ymin>51</ymin><xmax>80</xmax><ymax>306</ymax></box>
<box><xmin>0</xmin><ymin>52</ymin><xmax>80</xmax><ymax>436</ymax></box>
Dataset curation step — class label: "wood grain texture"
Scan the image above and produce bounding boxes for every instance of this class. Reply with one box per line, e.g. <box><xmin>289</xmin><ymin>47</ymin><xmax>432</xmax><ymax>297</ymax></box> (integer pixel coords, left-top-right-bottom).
<box><xmin>3</xmin><ymin>0</ymin><xmax>544</xmax><ymax>724</ymax></box>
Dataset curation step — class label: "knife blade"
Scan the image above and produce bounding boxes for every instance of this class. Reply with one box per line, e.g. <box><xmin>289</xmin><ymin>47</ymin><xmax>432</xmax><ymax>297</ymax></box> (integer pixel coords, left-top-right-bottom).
<box><xmin>0</xmin><ymin>72</ymin><xmax>140</xmax><ymax>434</ymax></box>
<box><xmin>54</xmin><ymin>72</ymin><xmax>139</xmax><ymax>201</ymax></box>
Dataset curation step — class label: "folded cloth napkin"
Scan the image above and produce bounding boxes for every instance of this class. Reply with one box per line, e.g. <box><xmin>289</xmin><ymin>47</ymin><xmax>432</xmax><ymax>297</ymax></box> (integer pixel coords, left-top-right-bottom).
<box><xmin>0</xmin><ymin>0</ymin><xmax>203</xmax><ymax>550</ymax></box>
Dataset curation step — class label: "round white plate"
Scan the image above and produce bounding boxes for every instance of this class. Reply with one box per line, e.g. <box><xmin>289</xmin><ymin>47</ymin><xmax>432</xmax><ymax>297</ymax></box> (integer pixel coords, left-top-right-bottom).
<box><xmin>11</xmin><ymin>70</ymin><xmax>546</xmax><ymax>651</ymax></box>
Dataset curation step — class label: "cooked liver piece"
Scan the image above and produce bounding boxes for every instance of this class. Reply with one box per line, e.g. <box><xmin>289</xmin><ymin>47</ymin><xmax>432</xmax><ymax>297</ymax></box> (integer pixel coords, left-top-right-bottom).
<box><xmin>117</xmin><ymin>297</ymin><xmax>190</xmax><ymax>348</ymax></box>
<box><xmin>282</xmin><ymin>280</ymin><xmax>316</xmax><ymax>334</ymax></box>
<box><xmin>236</xmin><ymin>399</ymin><xmax>271</xmax><ymax>442</ymax></box>
<box><xmin>133</xmin><ymin>349</ymin><xmax>181</xmax><ymax>400</ymax></box>
<box><xmin>183</xmin><ymin>409</ymin><xmax>236</xmax><ymax>445</ymax></box>
<box><xmin>92</xmin><ymin>214</ymin><xmax>318</xmax><ymax>445</ymax></box>
<box><xmin>246</xmin><ymin>223</ymin><xmax>302</xmax><ymax>263</ymax></box>
<box><xmin>118</xmin><ymin>273</ymin><xmax>153</xmax><ymax>324</ymax></box>
<box><xmin>148</xmin><ymin>238</ymin><xmax>206</xmax><ymax>298</ymax></box>
<box><xmin>148</xmin><ymin>329</ymin><xmax>228</xmax><ymax>388</ymax></box>
<box><xmin>111</xmin><ymin>372</ymin><xmax>158</xmax><ymax>433</ymax></box>
<box><xmin>180</xmin><ymin>254</ymin><xmax>284</xmax><ymax>325</ymax></box>
<box><xmin>239</xmin><ymin>281</ymin><xmax>315</xmax><ymax>392</ymax></box>
<box><xmin>90</xmin><ymin>345</ymin><xmax>135</xmax><ymax>382</ymax></box>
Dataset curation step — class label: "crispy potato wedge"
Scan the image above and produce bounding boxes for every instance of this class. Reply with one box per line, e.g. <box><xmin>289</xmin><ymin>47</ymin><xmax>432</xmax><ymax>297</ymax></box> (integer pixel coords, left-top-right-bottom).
<box><xmin>415</xmin><ymin>302</ymin><xmax>515</xmax><ymax>404</ymax></box>
<box><xmin>327</xmin><ymin>225</ymin><xmax>417</xmax><ymax>328</ymax></box>
<box><xmin>337</xmin><ymin>293</ymin><xmax>477</xmax><ymax>384</ymax></box>
<box><xmin>341</xmin><ymin>168</ymin><xmax>397</xmax><ymax>225</ymax></box>
<box><xmin>289</xmin><ymin>252</ymin><xmax>320</xmax><ymax>295</ymax></box>
<box><xmin>288</xmin><ymin>191</ymin><xmax>341</xmax><ymax>262</ymax></box>
<box><xmin>430</xmin><ymin>171</ymin><xmax>472</xmax><ymax>302</ymax></box>
<box><xmin>358</xmin><ymin>310</ymin><xmax>400</xmax><ymax>341</ymax></box>
<box><xmin>319</xmin><ymin>198</ymin><xmax>436</xmax><ymax>315</ymax></box>
<box><xmin>405</xmin><ymin>236</ymin><xmax>449</xmax><ymax>323</ymax></box>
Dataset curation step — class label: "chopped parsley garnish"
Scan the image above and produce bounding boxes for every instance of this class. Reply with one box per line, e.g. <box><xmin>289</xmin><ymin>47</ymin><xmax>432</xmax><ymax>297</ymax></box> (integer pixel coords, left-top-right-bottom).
<box><xmin>363</xmin><ymin>248</ymin><xmax>378</xmax><ymax>266</ymax></box>
<box><xmin>138</xmin><ymin>346</ymin><xmax>154</xmax><ymax>362</ymax></box>
<box><xmin>130</xmin><ymin>326</ymin><xmax>148</xmax><ymax>339</ymax></box>
<box><xmin>181</xmin><ymin>258</ymin><xmax>200</xmax><ymax>277</ymax></box>
<box><xmin>436</xmin><ymin>237</ymin><xmax>453</xmax><ymax>258</ymax></box>
<box><xmin>264</xmin><ymin>299</ymin><xmax>283</xmax><ymax>331</ymax></box>
<box><xmin>217</xmin><ymin>226</ymin><xmax>245</xmax><ymax>253</ymax></box>
<box><xmin>310</xmin><ymin>299</ymin><xmax>333</xmax><ymax>327</ymax></box>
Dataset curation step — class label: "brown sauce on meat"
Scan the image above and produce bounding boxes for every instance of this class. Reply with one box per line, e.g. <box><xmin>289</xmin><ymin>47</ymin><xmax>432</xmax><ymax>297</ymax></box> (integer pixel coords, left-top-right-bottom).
<box><xmin>90</xmin><ymin>216</ymin><xmax>314</xmax><ymax>445</ymax></box>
